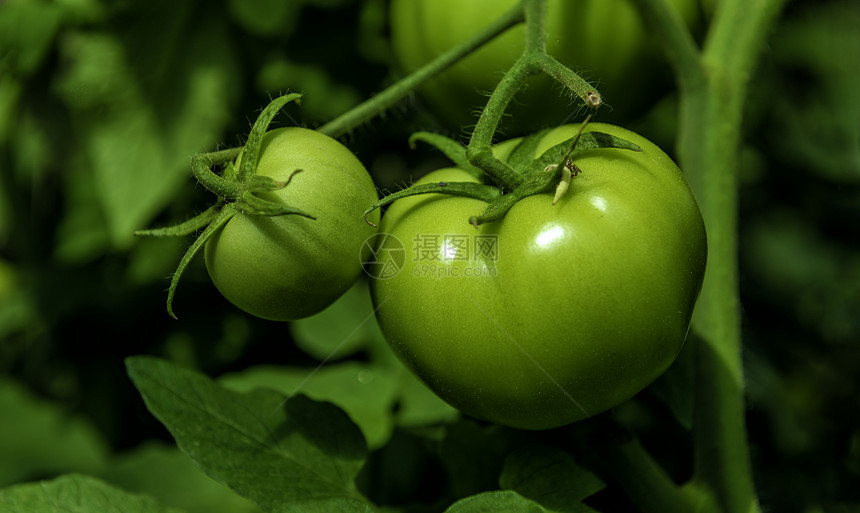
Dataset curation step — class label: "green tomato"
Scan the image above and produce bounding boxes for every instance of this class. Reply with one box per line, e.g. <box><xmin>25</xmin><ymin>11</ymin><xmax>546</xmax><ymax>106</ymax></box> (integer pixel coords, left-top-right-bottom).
<box><xmin>390</xmin><ymin>0</ymin><xmax>699</xmax><ymax>131</ymax></box>
<box><xmin>205</xmin><ymin>127</ymin><xmax>379</xmax><ymax>321</ymax></box>
<box><xmin>369</xmin><ymin>123</ymin><xmax>706</xmax><ymax>430</ymax></box>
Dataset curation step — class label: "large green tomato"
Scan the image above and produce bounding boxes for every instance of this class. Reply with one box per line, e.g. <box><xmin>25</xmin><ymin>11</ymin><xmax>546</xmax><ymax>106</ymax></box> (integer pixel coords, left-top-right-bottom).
<box><xmin>369</xmin><ymin>123</ymin><xmax>706</xmax><ymax>430</ymax></box>
<box><xmin>205</xmin><ymin>127</ymin><xmax>379</xmax><ymax>321</ymax></box>
<box><xmin>390</xmin><ymin>0</ymin><xmax>699</xmax><ymax>131</ymax></box>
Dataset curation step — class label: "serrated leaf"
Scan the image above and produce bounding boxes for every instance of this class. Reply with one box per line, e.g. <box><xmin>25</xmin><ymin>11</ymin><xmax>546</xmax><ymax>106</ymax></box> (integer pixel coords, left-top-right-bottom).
<box><xmin>220</xmin><ymin>362</ymin><xmax>399</xmax><ymax>450</ymax></box>
<box><xmin>98</xmin><ymin>443</ymin><xmax>263</xmax><ymax>513</ymax></box>
<box><xmin>498</xmin><ymin>445</ymin><xmax>604</xmax><ymax>513</ymax></box>
<box><xmin>0</xmin><ymin>474</ymin><xmax>184</xmax><ymax>513</ymax></box>
<box><xmin>444</xmin><ymin>490</ymin><xmax>543</xmax><ymax>513</ymax></box>
<box><xmin>0</xmin><ymin>379</ymin><xmax>109</xmax><ymax>488</ymax></box>
<box><xmin>125</xmin><ymin>356</ymin><xmax>373</xmax><ymax>513</ymax></box>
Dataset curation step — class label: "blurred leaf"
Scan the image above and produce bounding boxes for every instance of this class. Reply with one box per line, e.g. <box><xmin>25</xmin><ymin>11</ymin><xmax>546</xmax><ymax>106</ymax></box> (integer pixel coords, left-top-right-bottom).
<box><xmin>498</xmin><ymin>445</ymin><xmax>604</xmax><ymax>513</ymax></box>
<box><xmin>0</xmin><ymin>378</ymin><xmax>109</xmax><ymax>488</ymax></box>
<box><xmin>290</xmin><ymin>280</ymin><xmax>384</xmax><ymax>361</ymax></box>
<box><xmin>767</xmin><ymin>0</ymin><xmax>860</xmax><ymax>183</ymax></box>
<box><xmin>125</xmin><ymin>356</ymin><xmax>373</xmax><ymax>513</ymax></box>
<box><xmin>219</xmin><ymin>362</ymin><xmax>399</xmax><ymax>449</ymax></box>
<box><xmin>0</xmin><ymin>76</ymin><xmax>22</xmax><ymax>144</ymax></box>
<box><xmin>256</xmin><ymin>56</ymin><xmax>361</xmax><ymax>124</ymax></box>
<box><xmin>53</xmin><ymin>5</ymin><xmax>240</xmax><ymax>252</ymax></box>
<box><xmin>648</xmin><ymin>332</ymin><xmax>696</xmax><ymax>430</ymax></box>
<box><xmin>0</xmin><ymin>474</ymin><xmax>185</xmax><ymax>513</ymax></box>
<box><xmin>291</xmin><ymin>280</ymin><xmax>460</xmax><ymax>428</ymax></box>
<box><xmin>444</xmin><ymin>490</ymin><xmax>544</xmax><ymax>513</ymax></box>
<box><xmin>227</xmin><ymin>0</ymin><xmax>301</xmax><ymax>36</ymax></box>
<box><xmin>0</xmin><ymin>0</ymin><xmax>64</xmax><ymax>75</ymax></box>
<box><xmin>440</xmin><ymin>421</ymin><xmax>518</xmax><ymax>500</ymax></box>
<box><xmin>745</xmin><ymin>212</ymin><xmax>860</xmax><ymax>344</ymax></box>
<box><xmin>394</xmin><ymin>369</ymin><xmax>460</xmax><ymax>428</ymax></box>
<box><xmin>99</xmin><ymin>442</ymin><xmax>263</xmax><ymax>513</ymax></box>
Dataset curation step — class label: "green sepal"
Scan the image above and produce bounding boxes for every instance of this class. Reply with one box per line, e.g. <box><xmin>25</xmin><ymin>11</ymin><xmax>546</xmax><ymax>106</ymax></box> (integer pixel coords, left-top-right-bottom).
<box><xmin>165</xmin><ymin>205</ymin><xmax>237</xmax><ymax>320</ymax></box>
<box><xmin>247</xmin><ymin>168</ymin><xmax>303</xmax><ymax>193</ymax></box>
<box><xmin>505</xmin><ymin>128</ymin><xmax>552</xmax><ymax>172</ymax></box>
<box><xmin>133</xmin><ymin>203</ymin><xmax>222</xmax><ymax>238</ymax></box>
<box><xmin>468</xmin><ymin>193</ymin><xmax>519</xmax><ymax>228</ymax></box>
<box><xmin>363</xmin><ymin>181</ymin><xmax>502</xmax><ymax>227</ymax></box>
<box><xmin>409</xmin><ymin>131</ymin><xmax>485</xmax><ymax>180</ymax></box>
<box><xmin>237</xmin><ymin>93</ymin><xmax>303</xmax><ymax>183</ymax></box>
<box><xmin>236</xmin><ymin>191</ymin><xmax>316</xmax><ymax>219</ymax></box>
<box><xmin>191</xmin><ymin>150</ymin><xmax>243</xmax><ymax>199</ymax></box>
<box><xmin>523</xmin><ymin>131</ymin><xmax>642</xmax><ymax>178</ymax></box>
<box><xmin>469</xmin><ymin>165</ymin><xmax>562</xmax><ymax>227</ymax></box>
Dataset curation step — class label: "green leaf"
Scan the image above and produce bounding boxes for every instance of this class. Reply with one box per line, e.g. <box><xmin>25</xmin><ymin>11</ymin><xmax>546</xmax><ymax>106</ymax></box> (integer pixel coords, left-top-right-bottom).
<box><xmin>768</xmin><ymin>0</ymin><xmax>860</xmax><ymax>182</ymax></box>
<box><xmin>290</xmin><ymin>280</ymin><xmax>459</xmax><ymax>429</ymax></box>
<box><xmin>0</xmin><ymin>474</ymin><xmax>184</xmax><ymax>513</ymax></box>
<box><xmin>0</xmin><ymin>379</ymin><xmax>109</xmax><ymax>488</ymax></box>
<box><xmin>393</xmin><ymin>370</ymin><xmax>460</xmax><ymax>428</ymax></box>
<box><xmin>219</xmin><ymin>362</ymin><xmax>399</xmax><ymax>450</ymax></box>
<box><xmin>498</xmin><ymin>445</ymin><xmax>604</xmax><ymax>513</ymax></box>
<box><xmin>125</xmin><ymin>356</ymin><xmax>373</xmax><ymax>513</ymax></box>
<box><xmin>648</xmin><ymin>332</ymin><xmax>697</xmax><ymax>430</ymax></box>
<box><xmin>440</xmin><ymin>421</ymin><xmax>520</xmax><ymax>500</ymax></box>
<box><xmin>53</xmin><ymin>5</ymin><xmax>240</xmax><ymax>250</ymax></box>
<box><xmin>0</xmin><ymin>0</ymin><xmax>64</xmax><ymax>75</ymax></box>
<box><xmin>98</xmin><ymin>442</ymin><xmax>263</xmax><ymax>513</ymax></box>
<box><xmin>444</xmin><ymin>490</ymin><xmax>543</xmax><ymax>513</ymax></box>
<box><xmin>290</xmin><ymin>281</ymin><xmax>384</xmax><ymax>361</ymax></box>
<box><xmin>227</xmin><ymin>0</ymin><xmax>302</xmax><ymax>36</ymax></box>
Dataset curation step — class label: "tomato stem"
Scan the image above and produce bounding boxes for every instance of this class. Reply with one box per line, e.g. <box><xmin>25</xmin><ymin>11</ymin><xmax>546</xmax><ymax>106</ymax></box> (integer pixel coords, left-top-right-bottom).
<box><xmin>619</xmin><ymin>0</ymin><xmax>790</xmax><ymax>512</ymax></box>
<box><xmin>465</xmin><ymin>0</ymin><xmax>602</xmax><ymax>191</ymax></box>
<box><xmin>318</xmin><ymin>2</ymin><xmax>527</xmax><ymax>139</ymax></box>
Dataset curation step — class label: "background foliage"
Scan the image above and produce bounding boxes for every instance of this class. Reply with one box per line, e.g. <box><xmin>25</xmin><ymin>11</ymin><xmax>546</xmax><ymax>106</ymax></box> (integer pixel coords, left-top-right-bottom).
<box><xmin>0</xmin><ymin>0</ymin><xmax>858</xmax><ymax>512</ymax></box>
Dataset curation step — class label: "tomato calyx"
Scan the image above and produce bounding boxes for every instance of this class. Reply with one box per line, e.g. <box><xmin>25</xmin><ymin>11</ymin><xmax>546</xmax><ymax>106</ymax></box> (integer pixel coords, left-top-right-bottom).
<box><xmin>134</xmin><ymin>93</ymin><xmax>316</xmax><ymax>319</ymax></box>
<box><xmin>364</xmin><ymin>117</ymin><xmax>642</xmax><ymax>228</ymax></box>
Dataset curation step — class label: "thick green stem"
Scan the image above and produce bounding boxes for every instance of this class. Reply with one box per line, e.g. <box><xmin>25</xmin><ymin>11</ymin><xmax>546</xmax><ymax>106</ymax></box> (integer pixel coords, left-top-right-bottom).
<box><xmin>190</xmin><ymin>148</ymin><xmax>242</xmax><ymax>198</ymax></box>
<box><xmin>317</xmin><ymin>2</ymin><xmax>525</xmax><ymax>139</ymax></box>
<box><xmin>631</xmin><ymin>0</ymin><xmax>788</xmax><ymax>512</ymax></box>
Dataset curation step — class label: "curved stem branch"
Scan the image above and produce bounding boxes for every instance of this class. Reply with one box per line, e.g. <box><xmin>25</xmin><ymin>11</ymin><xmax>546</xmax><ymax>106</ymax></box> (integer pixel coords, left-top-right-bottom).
<box><xmin>191</xmin><ymin>149</ymin><xmax>242</xmax><ymax>199</ymax></box>
<box><xmin>629</xmin><ymin>0</ymin><xmax>704</xmax><ymax>94</ymax></box>
<box><xmin>317</xmin><ymin>1</ymin><xmax>526</xmax><ymax>139</ymax></box>
<box><xmin>631</xmin><ymin>0</ymin><xmax>788</xmax><ymax>512</ymax></box>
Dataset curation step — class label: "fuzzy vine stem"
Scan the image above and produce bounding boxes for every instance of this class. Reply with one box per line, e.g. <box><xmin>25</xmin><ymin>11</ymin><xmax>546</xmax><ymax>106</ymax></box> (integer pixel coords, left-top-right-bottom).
<box><xmin>465</xmin><ymin>0</ymin><xmax>602</xmax><ymax>190</ymax></box>
<box><xmin>317</xmin><ymin>2</ymin><xmax>526</xmax><ymax>139</ymax></box>
<box><xmin>619</xmin><ymin>0</ymin><xmax>789</xmax><ymax>512</ymax></box>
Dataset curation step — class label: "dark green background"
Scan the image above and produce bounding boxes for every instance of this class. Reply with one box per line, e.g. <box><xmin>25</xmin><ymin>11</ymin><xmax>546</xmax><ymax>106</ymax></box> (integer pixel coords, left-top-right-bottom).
<box><xmin>1</xmin><ymin>0</ymin><xmax>858</xmax><ymax>511</ymax></box>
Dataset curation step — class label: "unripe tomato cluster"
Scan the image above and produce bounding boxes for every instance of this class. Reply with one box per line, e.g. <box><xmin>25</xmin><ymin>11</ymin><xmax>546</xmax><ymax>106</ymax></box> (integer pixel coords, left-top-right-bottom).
<box><xmin>198</xmin><ymin>5</ymin><xmax>707</xmax><ymax>430</ymax></box>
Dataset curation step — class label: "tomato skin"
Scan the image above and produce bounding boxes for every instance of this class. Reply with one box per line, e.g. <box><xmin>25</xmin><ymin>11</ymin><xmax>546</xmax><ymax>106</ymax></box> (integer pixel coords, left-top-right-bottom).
<box><xmin>204</xmin><ymin>127</ymin><xmax>379</xmax><ymax>321</ymax></box>
<box><xmin>370</xmin><ymin>123</ymin><xmax>706</xmax><ymax>430</ymax></box>
<box><xmin>390</xmin><ymin>0</ymin><xmax>698</xmax><ymax>131</ymax></box>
